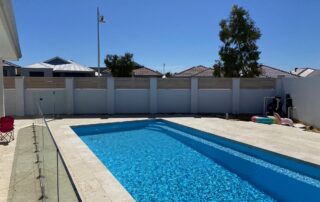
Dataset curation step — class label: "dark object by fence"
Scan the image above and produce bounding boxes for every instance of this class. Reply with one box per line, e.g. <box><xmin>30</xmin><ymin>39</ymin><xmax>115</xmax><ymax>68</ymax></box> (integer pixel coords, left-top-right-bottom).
<box><xmin>267</xmin><ymin>96</ymin><xmax>282</xmax><ymax>116</ymax></box>
<box><xmin>286</xmin><ymin>94</ymin><xmax>293</xmax><ymax>116</ymax></box>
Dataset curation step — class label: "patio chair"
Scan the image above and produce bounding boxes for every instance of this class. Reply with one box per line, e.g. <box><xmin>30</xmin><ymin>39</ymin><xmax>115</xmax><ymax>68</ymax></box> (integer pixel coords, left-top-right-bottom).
<box><xmin>0</xmin><ymin>116</ymin><xmax>14</xmax><ymax>142</ymax></box>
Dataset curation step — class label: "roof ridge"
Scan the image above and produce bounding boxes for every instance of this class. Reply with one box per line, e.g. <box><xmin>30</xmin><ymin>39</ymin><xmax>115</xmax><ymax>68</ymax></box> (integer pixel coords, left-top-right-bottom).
<box><xmin>261</xmin><ymin>65</ymin><xmax>298</xmax><ymax>77</ymax></box>
<box><xmin>135</xmin><ymin>66</ymin><xmax>162</xmax><ymax>75</ymax></box>
<box><xmin>43</xmin><ymin>56</ymin><xmax>70</xmax><ymax>64</ymax></box>
<box><xmin>193</xmin><ymin>67</ymin><xmax>214</xmax><ymax>77</ymax></box>
<box><xmin>174</xmin><ymin>65</ymin><xmax>209</xmax><ymax>76</ymax></box>
<box><xmin>132</xmin><ymin>66</ymin><xmax>163</xmax><ymax>75</ymax></box>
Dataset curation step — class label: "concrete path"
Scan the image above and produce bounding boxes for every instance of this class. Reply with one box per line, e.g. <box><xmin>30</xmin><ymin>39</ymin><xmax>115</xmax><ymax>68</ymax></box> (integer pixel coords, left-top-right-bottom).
<box><xmin>7</xmin><ymin>126</ymin><xmax>40</xmax><ymax>202</ymax></box>
<box><xmin>0</xmin><ymin>119</ymin><xmax>33</xmax><ymax>202</ymax></box>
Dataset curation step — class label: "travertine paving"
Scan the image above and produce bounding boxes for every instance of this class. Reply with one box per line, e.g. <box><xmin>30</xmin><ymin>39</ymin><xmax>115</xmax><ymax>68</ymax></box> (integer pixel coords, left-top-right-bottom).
<box><xmin>47</xmin><ymin>116</ymin><xmax>320</xmax><ymax>201</ymax></box>
<box><xmin>2</xmin><ymin>116</ymin><xmax>320</xmax><ymax>202</ymax></box>
<box><xmin>164</xmin><ymin>117</ymin><xmax>320</xmax><ymax>165</ymax></box>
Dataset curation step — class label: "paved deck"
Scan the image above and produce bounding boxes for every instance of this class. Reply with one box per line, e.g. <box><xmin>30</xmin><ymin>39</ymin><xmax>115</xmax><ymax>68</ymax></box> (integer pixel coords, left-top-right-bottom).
<box><xmin>1</xmin><ymin>117</ymin><xmax>320</xmax><ymax>202</ymax></box>
<box><xmin>46</xmin><ymin>116</ymin><xmax>320</xmax><ymax>201</ymax></box>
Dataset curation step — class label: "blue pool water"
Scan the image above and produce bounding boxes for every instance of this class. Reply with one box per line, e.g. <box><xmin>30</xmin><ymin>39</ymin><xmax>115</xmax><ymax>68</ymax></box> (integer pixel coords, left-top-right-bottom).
<box><xmin>72</xmin><ymin>120</ymin><xmax>320</xmax><ymax>202</ymax></box>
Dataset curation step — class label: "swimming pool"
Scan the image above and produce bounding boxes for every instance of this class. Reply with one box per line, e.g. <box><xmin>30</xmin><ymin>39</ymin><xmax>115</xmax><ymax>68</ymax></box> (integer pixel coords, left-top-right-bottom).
<box><xmin>72</xmin><ymin>119</ymin><xmax>320</xmax><ymax>202</ymax></box>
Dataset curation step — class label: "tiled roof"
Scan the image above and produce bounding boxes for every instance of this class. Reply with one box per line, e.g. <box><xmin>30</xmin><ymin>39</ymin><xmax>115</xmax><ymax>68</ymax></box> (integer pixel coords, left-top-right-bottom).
<box><xmin>174</xmin><ymin>65</ymin><xmax>209</xmax><ymax>77</ymax></box>
<box><xmin>193</xmin><ymin>68</ymin><xmax>214</xmax><ymax>77</ymax></box>
<box><xmin>259</xmin><ymin>65</ymin><xmax>297</xmax><ymax>78</ymax></box>
<box><xmin>102</xmin><ymin>67</ymin><xmax>162</xmax><ymax>77</ymax></box>
<box><xmin>133</xmin><ymin>67</ymin><xmax>162</xmax><ymax>77</ymax></box>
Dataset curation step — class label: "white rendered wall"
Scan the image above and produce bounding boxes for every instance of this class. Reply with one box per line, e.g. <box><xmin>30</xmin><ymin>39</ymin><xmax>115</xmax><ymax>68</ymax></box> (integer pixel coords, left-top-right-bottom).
<box><xmin>239</xmin><ymin>89</ymin><xmax>276</xmax><ymax>114</ymax></box>
<box><xmin>198</xmin><ymin>89</ymin><xmax>232</xmax><ymax>113</ymax></box>
<box><xmin>282</xmin><ymin>78</ymin><xmax>320</xmax><ymax>128</ymax></box>
<box><xmin>74</xmin><ymin>89</ymin><xmax>107</xmax><ymax>114</ymax></box>
<box><xmin>157</xmin><ymin>89</ymin><xmax>191</xmax><ymax>113</ymax></box>
<box><xmin>25</xmin><ymin>89</ymin><xmax>67</xmax><ymax>115</ymax></box>
<box><xmin>10</xmin><ymin>77</ymin><xmax>320</xmax><ymax>125</ymax></box>
<box><xmin>4</xmin><ymin>89</ymin><xmax>16</xmax><ymax>115</ymax></box>
<box><xmin>115</xmin><ymin>89</ymin><xmax>149</xmax><ymax>114</ymax></box>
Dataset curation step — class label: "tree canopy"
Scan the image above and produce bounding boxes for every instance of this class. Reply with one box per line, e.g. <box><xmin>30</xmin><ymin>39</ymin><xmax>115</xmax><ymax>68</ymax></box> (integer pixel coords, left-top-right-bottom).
<box><xmin>104</xmin><ymin>53</ymin><xmax>135</xmax><ymax>77</ymax></box>
<box><xmin>213</xmin><ymin>5</ymin><xmax>262</xmax><ymax>78</ymax></box>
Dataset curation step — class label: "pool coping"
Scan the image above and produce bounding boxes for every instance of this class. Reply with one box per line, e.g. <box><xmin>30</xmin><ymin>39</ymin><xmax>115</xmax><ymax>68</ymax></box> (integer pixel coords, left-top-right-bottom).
<box><xmin>47</xmin><ymin>118</ymin><xmax>144</xmax><ymax>202</ymax></box>
<box><xmin>47</xmin><ymin>117</ymin><xmax>320</xmax><ymax>201</ymax></box>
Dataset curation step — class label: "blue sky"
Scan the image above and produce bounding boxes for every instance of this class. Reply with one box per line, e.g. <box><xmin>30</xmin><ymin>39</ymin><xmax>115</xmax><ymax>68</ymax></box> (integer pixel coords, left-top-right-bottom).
<box><xmin>13</xmin><ymin>0</ymin><xmax>320</xmax><ymax>73</ymax></box>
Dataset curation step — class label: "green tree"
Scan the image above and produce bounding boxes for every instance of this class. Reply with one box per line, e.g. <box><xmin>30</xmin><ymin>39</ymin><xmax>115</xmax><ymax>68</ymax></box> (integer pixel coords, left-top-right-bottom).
<box><xmin>165</xmin><ymin>72</ymin><xmax>172</xmax><ymax>78</ymax></box>
<box><xmin>104</xmin><ymin>53</ymin><xmax>135</xmax><ymax>77</ymax></box>
<box><xmin>214</xmin><ymin>5</ymin><xmax>262</xmax><ymax>77</ymax></box>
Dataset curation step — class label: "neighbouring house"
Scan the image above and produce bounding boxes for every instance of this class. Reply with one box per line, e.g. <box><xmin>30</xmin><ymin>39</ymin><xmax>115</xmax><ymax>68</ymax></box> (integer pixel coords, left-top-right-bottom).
<box><xmin>101</xmin><ymin>62</ymin><xmax>162</xmax><ymax>77</ymax></box>
<box><xmin>2</xmin><ymin>60</ymin><xmax>21</xmax><ymax>76</ymax></box>
<box><xmin>132</xmin><ymin>67</ymin><xmax>162</xmax><ymax>77</ymax></box>
<box><xmin>259</xmin><ymin>65</ymin><xmax>297</xmax><ymax>78</ymax></box>
<box><xmin>290</xmin><ymin>68</ymin><xmax>315</xmax><ymax>77</ymax></box>
<box><xmin>193</xmin><ymin>68</ymin><xmax>214</xmax><ymax>77</ymax></box>
<box><xmin>174</xmin><ymin>65</ymin><xmax>296</xmax><ymax>78</ymax></box>
<box><xmin>101</xmin><ymin>67</ymin><xmax>162</xmax><ymax>77</ymax></box>
<box><xmin>90</xmin><ymin>67</ymin><xmax>108</xmax><ymax>76</ymax></box>
<box><xmin>307</xmin><ymin>69</ymin><xmax>320</xmax><ymax>77</ymax></box>
<box><xmin>21</xmin><ymin>56</ymin><xmax>95</xmax><ymax>77</ymax></box>
<box><xmin>173</xmin><ymin>65</ymin><xmax>210</xmax><ymax>77</ymax></box>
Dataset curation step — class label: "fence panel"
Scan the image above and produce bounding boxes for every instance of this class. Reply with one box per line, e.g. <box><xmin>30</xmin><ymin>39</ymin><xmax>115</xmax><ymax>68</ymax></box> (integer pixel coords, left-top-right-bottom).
<box><xmin>157</xmin><ymin>78</ymin><xmax>191</xmax><ymax>89</ymax></box>
<box><xmin>198</xmin><ymin>78</ymin><xmax>232</xmax><ymax>89</ymax></box>
<box><xmin>25</xmin><ymin>77</ymin><xmax>65</xmax><ymax>88</ymax></box>
<box><xmin>115</xmin><ymin>78</ymin><xmax>149</xmax><ymax>89</ymax></box>
<box><xmin>240</xmin><ymin>78</ymin><xmax>276</xmax><ymax>89</ymax></box>
<box><xmin>4</xmin><ymin>77</ymin><xmax>15</xmax><ymax>89</ymax></box>
<box><xmin>74</xmin><ymin>77</ymin><xmax>107</xmax><ymax>89</ymax></box>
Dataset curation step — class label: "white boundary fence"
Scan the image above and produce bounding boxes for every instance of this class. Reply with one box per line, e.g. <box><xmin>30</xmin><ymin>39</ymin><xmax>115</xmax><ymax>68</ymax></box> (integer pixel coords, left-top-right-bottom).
<box><xmin>3</xmin><ymin>76</ymin><xmax>320</xmax><ymax>128</ymax></box>
<box><xmin>3</xmin><ymin>77</ymin><xmax>278</xmax><ymax>115</ymax></box>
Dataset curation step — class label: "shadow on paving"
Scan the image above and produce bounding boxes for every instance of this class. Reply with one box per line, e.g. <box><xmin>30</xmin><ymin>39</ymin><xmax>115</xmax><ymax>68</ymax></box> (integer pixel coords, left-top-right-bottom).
<box><xmin>7</xmin><ymin>125</ymin><xmax>79</xmax><ymax>202</ymax></box>
<box><xmin>7</xmin><ymin>126</ymin><xmax>40</xmax><ymax>201</ymax></box>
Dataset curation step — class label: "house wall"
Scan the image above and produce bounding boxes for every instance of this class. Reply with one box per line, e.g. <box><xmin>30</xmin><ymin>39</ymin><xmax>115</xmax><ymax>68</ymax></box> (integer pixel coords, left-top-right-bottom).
<box><xmin>282</xmin><ymin>78</ymin><xmax>320</xmax><ymax>128</ymax></box>
<box><xmin>3</xmin><ymin>66</ymin><xmax>16</xmax><ymax>76</ymax></box>
<box><xmin>20</xmin><ymin>68</ymin><xmax>53</xmax><ymax>77</ymax></box>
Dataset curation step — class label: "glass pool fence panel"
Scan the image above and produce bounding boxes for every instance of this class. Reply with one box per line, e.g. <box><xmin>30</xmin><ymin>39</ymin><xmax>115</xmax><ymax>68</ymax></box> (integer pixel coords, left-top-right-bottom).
<box><xmin>35</xmin><ymin>103</ymin><xmax>81</xmax><ymax>201</ymax></box>
<box><xmin>33</xmin><ymin>116</ymin><xmax>48</xmax><ymax>201</ymax></box>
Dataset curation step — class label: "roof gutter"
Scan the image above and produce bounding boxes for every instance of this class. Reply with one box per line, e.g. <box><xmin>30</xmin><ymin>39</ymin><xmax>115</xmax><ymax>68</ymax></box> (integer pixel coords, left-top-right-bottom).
<box><xmin>0</xmin><ymin>0</ymin><xmax>21</xmax><ymax>60</ymax></box>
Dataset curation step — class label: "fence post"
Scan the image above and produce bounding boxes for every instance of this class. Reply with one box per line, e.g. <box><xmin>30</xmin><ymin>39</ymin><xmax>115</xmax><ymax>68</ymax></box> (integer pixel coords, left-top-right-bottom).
<box><xmin>107</xmin><ymin>77</ymin><xmax>115</xmax><ymax>114</ymax></box>
<box><xmin>15</xmin><ymin>77</ymin><xmax>25</xmax><ymax>116</ymax></box>
<box><xmin>191</xmin><ymin>78</ymin><xmax>198</xmax><ymax>114</ymax></box>
<box><xmin>149</xmin><ymin>78</ymin><xmax>157</xmax><ymax>114</ymax></box>
<box><xmin>232</xmin><ymin>78</ymin><xmax>240</xmax><ymax>114</ymax></box>
<box><xmin>65</xmin><ymin>78</ymin><xmax>74</xmax><ymax>115</ymax></box>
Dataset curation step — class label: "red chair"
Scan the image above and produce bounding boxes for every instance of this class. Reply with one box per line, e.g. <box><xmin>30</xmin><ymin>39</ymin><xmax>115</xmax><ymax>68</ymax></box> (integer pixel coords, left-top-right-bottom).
<box><xmin>0</xmin><ymin>116</ymin><xmax>14</xmax><ymax>142</ymax></box>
